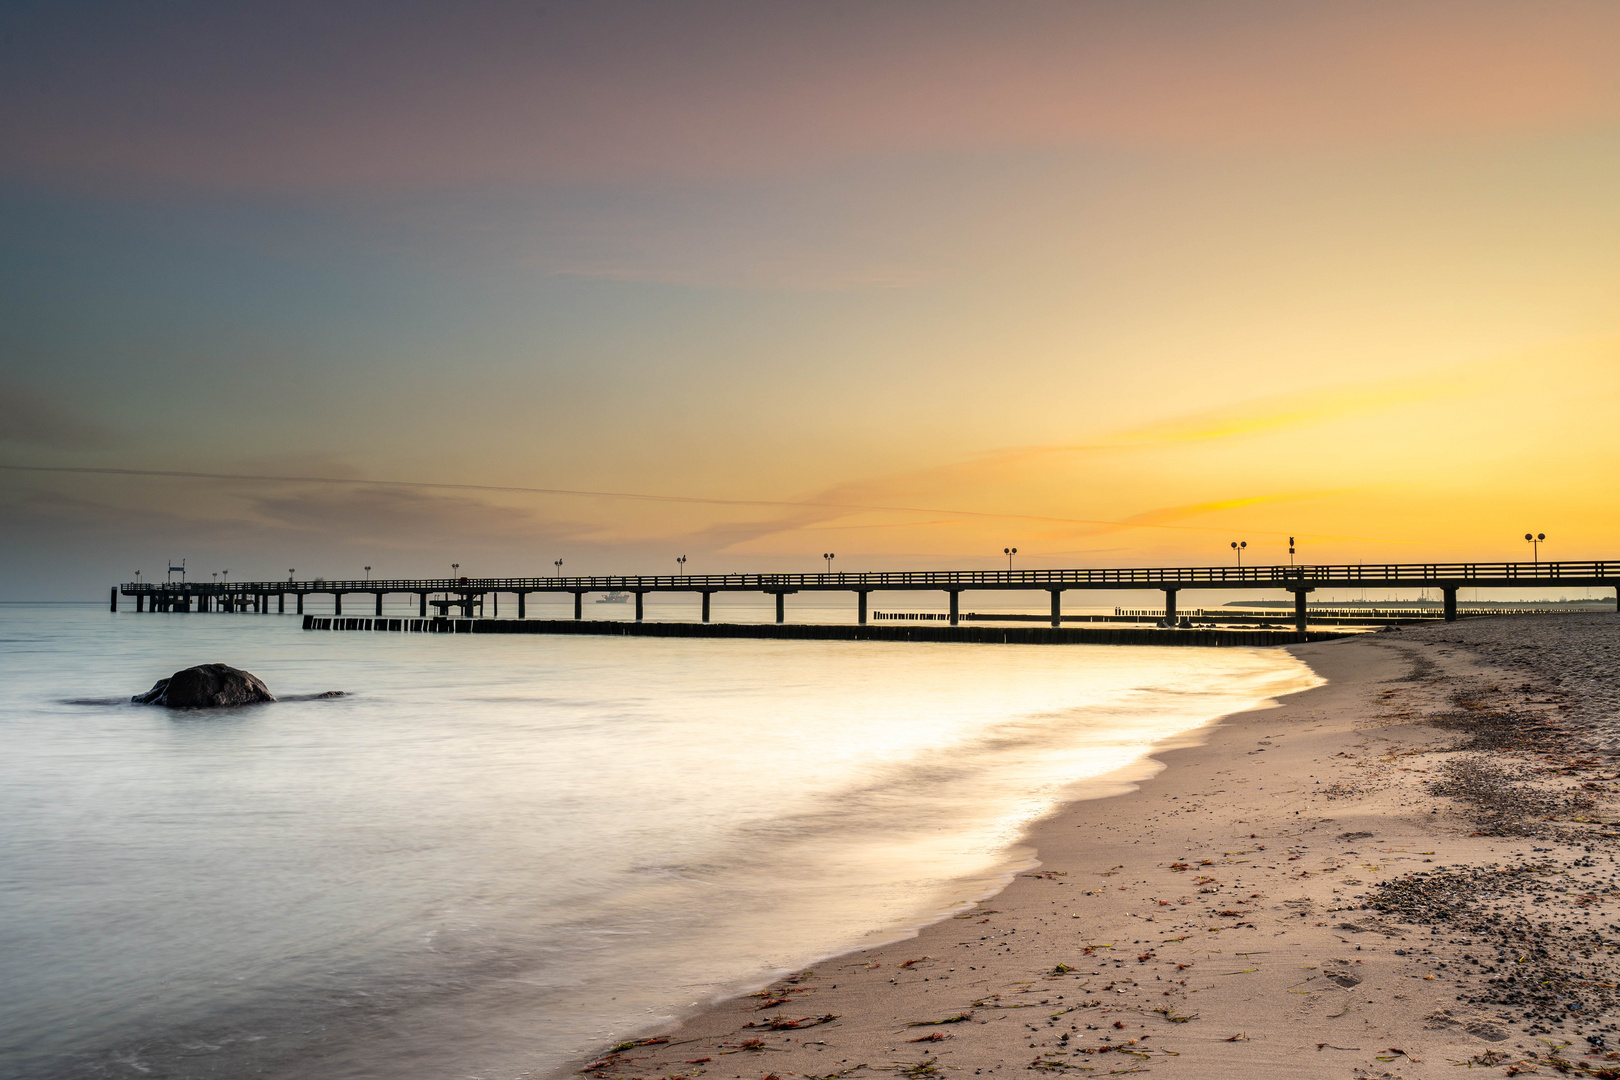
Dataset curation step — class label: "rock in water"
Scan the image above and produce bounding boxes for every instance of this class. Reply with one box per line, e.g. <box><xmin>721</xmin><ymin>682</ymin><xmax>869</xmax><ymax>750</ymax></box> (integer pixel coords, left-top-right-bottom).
<box><xmin>131</xmin><ymin>664</ymin><xmax>275</xmax><ymax>708</ymax></box>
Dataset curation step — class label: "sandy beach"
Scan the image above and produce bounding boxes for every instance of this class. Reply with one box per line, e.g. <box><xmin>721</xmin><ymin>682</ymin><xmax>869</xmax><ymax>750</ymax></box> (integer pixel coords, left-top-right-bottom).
<box><xmin>563</xmin><ymin>615</ymin><xmax>1620</xmax><ymax>1080</ymax></box>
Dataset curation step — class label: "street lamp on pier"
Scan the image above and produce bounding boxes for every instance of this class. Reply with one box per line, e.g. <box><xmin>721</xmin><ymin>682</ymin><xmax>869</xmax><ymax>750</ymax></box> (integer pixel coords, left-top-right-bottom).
<box><xmin>677</xmin><ymin>555</ymin><xmax>688</xmax><ymax>575</ymax></box>
<box><xmin>1230</xmin><ymin>541</ymin><xmax>1247</xmax><ymax>567</ymax></box>
<box><xmin>1004</xmin><ymin>547</ymin><xmax>1017</xmax><ymax>571</ymax></box>
<box><xmin>1524</xmin><ymin>532</ymin><xmax>1546</xmax><ymax>564</ymax></box>
<box><xmin>364</xmin><ymin>566</ymin><xmax>371</xmax><ymax>581</ymax></box>
<box><xmin>554</xmin><ymin>559</ymin><xmax>563</xmax><ymax>577</ymax></box>
<box><xmin>822</xmin><ymin>553</ymin><xmax>835</xmax><ymax>573</ymax></box>
<box><xmin>1288</xmin><ymin>536</ymin><xmax>1296</xmax><ymax>566</ymax></box>
<box><xmin>451</xmin><ymin>563</ymin><xmax>460</xmax><ymax>579</ymax></box>
<box><xmin>288</xmin><ymin>569</ymin><xmax>295</xmax><ymax>582</ymax></box>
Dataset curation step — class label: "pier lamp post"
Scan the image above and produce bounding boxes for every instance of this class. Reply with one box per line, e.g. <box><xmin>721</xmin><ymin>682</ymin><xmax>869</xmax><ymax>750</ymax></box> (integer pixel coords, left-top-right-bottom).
<box><xmin>823</xmin><ymin>553</ymin><xmax>835</xmax><ymax>573</ymax></box>
<box><xmin>677</xmin><ymin>555</ymin><xmax>687</xmax><ymax>575</ymax></box>
<box><xmin>364</xmin><ymin>566</ymin><xmax>371</xmax><ymax>581</ymax></box>
<box><xmin>222</xmin><ymin>570</ymin><xmax>229</xmax><ymax>582</ymax></box>
<box><xmin>212</xmin><ymin>572</ymin><xmax>218</xmax><ymax>584</ymax></box>
<box><xmin>1289</xmin><ymin>537</ymin><xmax>1296</xmax><ymax>566</ymax></box>
<box><xmin>554</xmin><ymin>559</ymin><xmax>563</xmax><ymax>577</ymax></box>
<box><xmin>1524</xmin><ymin>532</ymin><xmax>1546</xmax><ymax>564</ymax></box>
<box><xmin>1004</xmin><ymin>547</ymin><xmax>1017</xmax><ymax>570</ymax></box>
<box><xmin>1230</xmin><ymin>541</ymin><xmax>1246</xmax><ymax>567</ymax></box>
<box><xmin>452</xmin><ymin>563</ymin><xmax>460</xmax><ymax>579</ymax></box>
<box><xmin>288</xmin><ymin>569</ymin><xmax>295</xmax><ymax>582</ymax></box>
<box><xmin>135</xmin><ymin>571</ymin><xmax>141</xmax><ymax>584</ymax></box>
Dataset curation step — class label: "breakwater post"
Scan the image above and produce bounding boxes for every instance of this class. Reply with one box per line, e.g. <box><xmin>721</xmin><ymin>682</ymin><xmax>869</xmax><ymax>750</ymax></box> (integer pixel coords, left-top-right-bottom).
<box><xmin>301</xmin><ymin>614</ymin><xmax>1350</xmax><ymax>647</ymax></box>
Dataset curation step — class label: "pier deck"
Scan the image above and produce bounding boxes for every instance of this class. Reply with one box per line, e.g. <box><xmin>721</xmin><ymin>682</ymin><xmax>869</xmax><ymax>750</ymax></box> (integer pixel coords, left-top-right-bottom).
<box><xmin>115</xmin><ymin>559</ymin><xmax>1619</xmax><ymax>632</ymax></box>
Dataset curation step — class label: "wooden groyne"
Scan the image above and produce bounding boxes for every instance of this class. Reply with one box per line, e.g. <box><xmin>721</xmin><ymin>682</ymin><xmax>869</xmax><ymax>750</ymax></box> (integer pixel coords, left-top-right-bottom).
<box><xmin>301</xmin><ymin>615</ymin><xmax>1351</xmax><ymax>647</ymax></box>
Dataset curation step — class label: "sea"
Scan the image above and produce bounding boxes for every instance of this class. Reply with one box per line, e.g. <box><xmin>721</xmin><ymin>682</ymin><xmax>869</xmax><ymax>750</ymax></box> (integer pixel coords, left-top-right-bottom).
<box><xmin>0</xmin><ymin>600</ymin><xmax>1319</xmax><ymax>1080</ymax></box>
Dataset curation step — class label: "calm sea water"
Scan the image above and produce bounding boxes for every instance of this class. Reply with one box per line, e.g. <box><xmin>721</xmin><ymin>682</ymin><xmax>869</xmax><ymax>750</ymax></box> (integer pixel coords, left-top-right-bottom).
<box><xmin>0</xmin><ymin>604</ymin><xmax>1317</xmax><ymax>1080</ymax></box>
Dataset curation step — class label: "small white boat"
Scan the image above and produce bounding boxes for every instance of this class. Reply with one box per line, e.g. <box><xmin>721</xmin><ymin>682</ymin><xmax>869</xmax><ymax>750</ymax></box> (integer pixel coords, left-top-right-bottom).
<box><xmin>596</xmin><ymin>591</ymin><xmax>632</xmax><ymax>604</ymax></box>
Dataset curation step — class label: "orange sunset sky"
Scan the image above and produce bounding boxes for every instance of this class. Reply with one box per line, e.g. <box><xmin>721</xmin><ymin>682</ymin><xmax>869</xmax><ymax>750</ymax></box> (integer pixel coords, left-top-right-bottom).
<box><xmin>1</xmin><ymin>1</ymin><xmax>1617</xmax><ymax>595</ymax></box>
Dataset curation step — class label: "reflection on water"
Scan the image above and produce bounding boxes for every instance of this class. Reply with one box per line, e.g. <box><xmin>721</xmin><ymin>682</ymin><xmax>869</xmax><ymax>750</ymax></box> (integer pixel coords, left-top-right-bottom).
<box><xmin>0</xmin><ymin>605</ymin><xmax>1317</xmax><ymax>1079</ymax></box>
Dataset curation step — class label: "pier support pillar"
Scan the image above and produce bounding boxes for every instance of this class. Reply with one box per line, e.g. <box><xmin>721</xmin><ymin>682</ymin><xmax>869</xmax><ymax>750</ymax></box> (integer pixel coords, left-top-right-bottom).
<box><xmin>260</xmin><ymin>593</ymin><xmax>268</xmax><ymax>613</ymax></box>
<box><xmin>1163</xmin><ymin>588</ymin><xmax>1178</xmax><ymax>624</ymax></box>
<box><xmin>278</xmin><ymin>593</ymin><xmax>285</xmax><ymax>614</ymax></box>
<box><xmin>775</xmin><ymin>592</ymin><xmax>786</xmax><ymax>624</ymax></box>
<box><xmin>1049</xmin><ymin>589</ymin><xmax>1063</xmax><ymax>628</ymax></box>
<box><xmin>948</xmin><ymin>590</ymin><xmax>960</xmax><ymax>626</ymax></box>
<box><xmin>375</xmin><ymin>593</ymin><xmax>384</xmax><ymax>617</ymax></box>
<box><xmin>517</xmin><ymin>592</ymin><xmax>526</xmax><ymax>619</ymax></box>
<box><xmin>1291</xmin><ymin>589</ymin><xmax>1313</xmax><ymax>633</ymax></box>
<box><xmin>418</xmin><ymin>593</ymin><xmax>426</xmax><ymax>617</ymax></box>
<box><xmin>334</xmin><ymin>593</ymin><xmax>343</xmax><ymax>616</ymax></box>
<box><xmin>136</xmin><ymin>593</ymin><xmax>145</xmax><ymax>613</ymax></box>
<box><xmin>701</xmin><ymin>592</ymin><xmax>711</xmax><ymax>623</ymax></box>
<box><xmin>1443</xmin><ymin>586</ymin><xmax>1458</xmax><ymax>622</ymax></box>
<box><xmin>297</xmin><ymin>593</ymin><xmax>305</xmax><ymax>615</ymax></box>
<box><xmin>635</xmin><ymin>592</ymin><xmax>645</xmax><ymax>622</ymax></box>
<box><xmin>857</xmin><ymin>590</ymin><xmax>869</xmax><ymax>625</ymax></box>
<box><xmin>574</xmin><ymin>592</ymin><xmax>584</xmax><ymax>620</ymax></box>
<box><xmin>110</xmin><ymin>586</ymin><xmax>118</xmax><ymax>612</ymax></box>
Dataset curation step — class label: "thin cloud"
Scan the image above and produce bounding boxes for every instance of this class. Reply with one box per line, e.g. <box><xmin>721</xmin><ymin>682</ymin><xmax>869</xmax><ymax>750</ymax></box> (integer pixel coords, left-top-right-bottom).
<box><xmin>0</xmin><ymin>381</ymin><xmax>115</xmax><ymax>451</ymax></box>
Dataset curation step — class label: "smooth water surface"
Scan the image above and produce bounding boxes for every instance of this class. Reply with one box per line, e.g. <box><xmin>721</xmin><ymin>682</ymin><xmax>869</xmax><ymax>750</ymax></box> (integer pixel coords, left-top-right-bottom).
<box><xmin>0</xmin><ymin>605</ymin><xmax>1317</xmax><ymax>1079</ymax></box>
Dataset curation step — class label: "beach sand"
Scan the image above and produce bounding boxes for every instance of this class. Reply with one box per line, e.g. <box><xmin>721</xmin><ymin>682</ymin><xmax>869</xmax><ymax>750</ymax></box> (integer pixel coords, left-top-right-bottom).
<box><xmin>563</xmin><ymin>616</ymin><xmax>1620</xmax><ymax>1080</ymax></box>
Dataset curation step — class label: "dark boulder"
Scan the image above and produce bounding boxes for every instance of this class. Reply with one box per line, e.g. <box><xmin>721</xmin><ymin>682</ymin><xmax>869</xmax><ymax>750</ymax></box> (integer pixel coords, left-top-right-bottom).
<box><xmin>132</xmin><ymin>664</ymin><xmax>276</xmax><ymax>708</ymax></box>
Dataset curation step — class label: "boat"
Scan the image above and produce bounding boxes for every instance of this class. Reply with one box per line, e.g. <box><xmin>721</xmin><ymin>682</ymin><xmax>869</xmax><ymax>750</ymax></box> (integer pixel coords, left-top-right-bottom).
<box><xmin>596</xmin><ymin>591</ymin><xmax>632</xmax><ymax>604</ymax></box>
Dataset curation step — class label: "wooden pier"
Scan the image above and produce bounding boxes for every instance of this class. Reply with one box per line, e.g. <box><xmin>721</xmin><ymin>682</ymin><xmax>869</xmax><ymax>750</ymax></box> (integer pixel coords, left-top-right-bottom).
<box><xmin>114</xmin><ymin>559</ymin><xmax>1619</xmax><ymax>633</ymax></box>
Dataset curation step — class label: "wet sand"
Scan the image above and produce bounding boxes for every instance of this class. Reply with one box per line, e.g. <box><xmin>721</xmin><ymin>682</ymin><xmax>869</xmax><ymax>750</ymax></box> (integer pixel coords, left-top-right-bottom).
<box><xmin>563</xmin><ymin>616</ymin><xmax>1620</xmax><ymax>1080</ymax></box>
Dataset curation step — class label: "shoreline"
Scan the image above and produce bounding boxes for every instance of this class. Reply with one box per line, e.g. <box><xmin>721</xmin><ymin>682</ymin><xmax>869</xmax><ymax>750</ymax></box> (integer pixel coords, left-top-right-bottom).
<box><xmin>558</xmin><ymin>616</ymin><xmax>1620</xmax><ymax>1080</ymax></box>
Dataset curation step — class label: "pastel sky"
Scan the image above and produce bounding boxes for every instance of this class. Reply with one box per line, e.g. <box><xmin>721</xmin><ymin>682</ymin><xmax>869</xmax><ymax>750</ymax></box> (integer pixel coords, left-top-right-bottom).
<box><xmin>3</xmin><ymin>1</ymin><xmax>1619</xmax><ymax>597</ymax></box>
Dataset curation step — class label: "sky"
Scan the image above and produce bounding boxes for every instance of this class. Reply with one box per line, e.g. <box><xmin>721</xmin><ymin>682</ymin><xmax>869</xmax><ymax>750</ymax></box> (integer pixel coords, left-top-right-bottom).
<box><xmin>2</xmin><ymin>0</ymin><xmax>1619</xmax><ymax>598</ymax></box>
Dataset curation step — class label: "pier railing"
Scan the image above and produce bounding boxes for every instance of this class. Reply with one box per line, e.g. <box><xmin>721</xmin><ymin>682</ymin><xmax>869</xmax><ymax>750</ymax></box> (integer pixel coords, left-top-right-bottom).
<box><xmin>119</xmin><ymin>559</ymin><xmax>1617</xmax><ymax>595</ymax></box>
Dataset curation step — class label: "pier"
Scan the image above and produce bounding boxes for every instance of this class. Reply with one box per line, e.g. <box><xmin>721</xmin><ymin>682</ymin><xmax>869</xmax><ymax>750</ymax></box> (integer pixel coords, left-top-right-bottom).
<box><xmin>115</xmin><ymin>559</ymin><xmax>1620</xmax><ymax>633</ymax></box>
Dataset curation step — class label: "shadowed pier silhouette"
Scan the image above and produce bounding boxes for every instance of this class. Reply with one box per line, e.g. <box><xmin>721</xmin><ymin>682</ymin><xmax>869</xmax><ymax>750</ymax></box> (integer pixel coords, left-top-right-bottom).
<box><xmin>116</xmin><ymin>560</ymin><xmax>1619</xmax><ymax>635</ymax></box>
